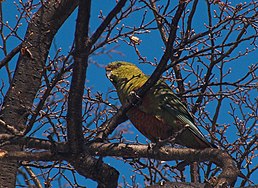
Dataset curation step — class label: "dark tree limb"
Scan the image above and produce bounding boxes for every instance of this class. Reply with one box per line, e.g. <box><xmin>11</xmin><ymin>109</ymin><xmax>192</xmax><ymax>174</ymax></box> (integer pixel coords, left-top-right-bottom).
<box><xmin>0</xmin><ymin>141</ymin><xmax>239</xmax><ymax>187</ymax></box>
<box><xmin>72</xmin><ymin>154</ymin><xmax>119</xmax><ymax>188</ymax></box>
<box><xmin>67</xmin><ymin>0</ymin><xmax>128</xmax><ymax>152</ymax></box>
<box><xmin>86</xmin><ymin>143</ymin><xmax>238</xmax><ymax>187</ymax></box>
<box><xmin>67</xmin><ymin>0</ymin><xmax>91</xmax><ymax>154</ymax></box>
<box><xmin>96</xmin><ymin>110</ymin><xmax>128</xmax><ymax>140</ymax></box>
<box><xmin>67</xmin><ymin>1</ymin><xmax>128</xmax><ymax>186</ymax></box>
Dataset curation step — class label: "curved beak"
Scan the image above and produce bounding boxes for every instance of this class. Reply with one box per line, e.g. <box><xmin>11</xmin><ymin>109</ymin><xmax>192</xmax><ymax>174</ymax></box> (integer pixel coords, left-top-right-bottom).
<box><xmin>105</xmin><ymin>66</ymin><xmax>112</xmax><ymax>80</ymax></box>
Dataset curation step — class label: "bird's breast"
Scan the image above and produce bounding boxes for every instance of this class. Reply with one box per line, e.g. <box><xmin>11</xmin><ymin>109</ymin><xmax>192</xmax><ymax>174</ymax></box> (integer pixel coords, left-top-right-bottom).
<box><xmin>127</xmin><ymin>107</ymin><xmax>174</xmax><ymax>142</ymax></box>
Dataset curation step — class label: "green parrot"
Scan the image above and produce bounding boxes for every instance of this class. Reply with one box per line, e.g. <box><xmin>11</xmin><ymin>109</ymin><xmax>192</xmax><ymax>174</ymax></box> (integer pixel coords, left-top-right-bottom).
<box><xmin>106</xmin><ymin>61</ymin><xmax>216</xmax><ymax>149</ymax></box>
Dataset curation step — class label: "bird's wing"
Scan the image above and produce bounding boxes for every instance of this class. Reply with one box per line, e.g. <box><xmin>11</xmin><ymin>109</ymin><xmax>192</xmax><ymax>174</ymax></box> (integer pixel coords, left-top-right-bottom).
<box><xmin>155</xmin><ymin>82</ymin><xmax>216</xmax><ymax>148</ymax></box>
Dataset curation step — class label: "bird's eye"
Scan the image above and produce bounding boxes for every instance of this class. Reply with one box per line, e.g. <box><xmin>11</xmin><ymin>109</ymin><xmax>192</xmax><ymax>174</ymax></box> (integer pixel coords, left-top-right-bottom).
<box><xmin>115</xmin><ymin>63</ymin><xmax>122</xmax><ymax>68</ymax></box>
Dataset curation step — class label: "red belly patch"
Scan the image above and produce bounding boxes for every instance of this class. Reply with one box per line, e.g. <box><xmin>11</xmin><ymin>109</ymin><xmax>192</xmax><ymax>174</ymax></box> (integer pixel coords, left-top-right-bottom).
<box><xmin>127</xmin><ymin>108</ymin><xmax>173</xmax><ymax>142</ymax></box>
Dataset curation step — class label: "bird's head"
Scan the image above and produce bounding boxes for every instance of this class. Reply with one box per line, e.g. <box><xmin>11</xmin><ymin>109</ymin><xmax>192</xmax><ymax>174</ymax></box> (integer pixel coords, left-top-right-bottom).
<box><xmin>105</xmin><ymin>61</ymin><xmax>144</xmax><ymax>88</ymax></box>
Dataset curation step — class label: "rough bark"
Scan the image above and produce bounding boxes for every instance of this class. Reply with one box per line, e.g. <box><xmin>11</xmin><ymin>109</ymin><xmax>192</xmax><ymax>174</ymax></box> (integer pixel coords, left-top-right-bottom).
<box><xmin>66</xmin><ymin>0</ymin><xmax>91</xmax><ymax>154</ymax></box>
<box><xmin>0</xmin><ymin>141</ymin><xmax>239</xmax><ymax>187</ymax></box>
<box><xmin>0</xmin><ymin>0</ymin><xmax>78</xmax><ymax>186</ymax></box>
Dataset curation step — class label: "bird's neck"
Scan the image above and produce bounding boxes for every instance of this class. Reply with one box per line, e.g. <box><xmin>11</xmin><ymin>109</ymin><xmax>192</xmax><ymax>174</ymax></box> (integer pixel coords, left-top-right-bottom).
<box><xmin>116</xmin><ymin>74</ymin><xmax>148</xmax><ymax>104</ymax></box>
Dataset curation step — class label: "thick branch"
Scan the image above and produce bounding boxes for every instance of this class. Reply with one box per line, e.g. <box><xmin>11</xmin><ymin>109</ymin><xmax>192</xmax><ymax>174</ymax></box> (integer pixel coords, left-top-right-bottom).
<box><xmin>67</xmin><ymin>0</ymin><xmax>128</xmax><ymax>151</ymax></box>
<box><xmin>86</xmin><ymin>143</ymin><xmax>238</xmax><ymax>186</ymax></box>
<box><xmin>1</xmin><ymin>141</ymin><xmax>238</xmax><ymax>186</ymax></box>
<box><xmin>67</xmin><ymin>1</ymin><xmax>130</xmax><ymax>186</ymax></box>
<box><xmin>0</xmin><ymin>141</ymin><xmax>119</xmax><ymax>188</ymax></box>
<box><xmin>67</xmin><ymin>0</ymin><xmax>91</xmax><ymax>154</ymax></box>
<box><xmin>71</xmin><ymin>154</ymin><xmax>119</xmax><ymax>188</ymax></box>
<box><xmin>96</xmin><ymin>110</ymin><xmax>128</xmax><ymax>140</ymax></box>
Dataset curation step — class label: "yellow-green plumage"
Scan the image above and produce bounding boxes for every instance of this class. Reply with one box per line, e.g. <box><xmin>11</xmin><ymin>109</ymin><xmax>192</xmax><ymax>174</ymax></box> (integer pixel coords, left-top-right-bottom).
<box><xmin>106</xmin><ymin>61</ymin><xmax>216</xmax><ymax>149</ymax></box>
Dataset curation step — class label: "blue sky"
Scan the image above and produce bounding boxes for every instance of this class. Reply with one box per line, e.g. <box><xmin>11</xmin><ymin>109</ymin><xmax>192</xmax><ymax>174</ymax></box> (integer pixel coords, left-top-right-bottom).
<box><xmin>1</xmin><ymin>0</ymin><xmax>257</xmax><ymax>187</ymax></box>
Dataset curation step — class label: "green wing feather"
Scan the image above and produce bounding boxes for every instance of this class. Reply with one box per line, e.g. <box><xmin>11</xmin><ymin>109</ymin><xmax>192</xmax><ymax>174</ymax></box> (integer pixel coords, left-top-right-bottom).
<box><xmin>145</xmin><ymin>81</ymin><xmax>216</xmax><ymax>147</ymax></box>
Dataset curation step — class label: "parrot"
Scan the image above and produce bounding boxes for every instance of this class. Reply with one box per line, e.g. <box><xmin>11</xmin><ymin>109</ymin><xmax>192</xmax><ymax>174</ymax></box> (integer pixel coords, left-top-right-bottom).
<box><xmin>105</xmin><ymin>61</ymin><xmax>216</xmax><ymax>149</ymax></box>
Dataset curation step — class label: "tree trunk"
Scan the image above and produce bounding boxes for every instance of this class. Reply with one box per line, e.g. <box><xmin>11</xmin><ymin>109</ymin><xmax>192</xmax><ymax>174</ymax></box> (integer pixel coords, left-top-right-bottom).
<box><xmin>0</xmin><ymin>148</ymin><xmax>19</xmax><ymax>187</ymax></box>
<box><xmin>0</xmin><ymin>0</ymin><xmax>78</xmax><ymax>186</ymax></box>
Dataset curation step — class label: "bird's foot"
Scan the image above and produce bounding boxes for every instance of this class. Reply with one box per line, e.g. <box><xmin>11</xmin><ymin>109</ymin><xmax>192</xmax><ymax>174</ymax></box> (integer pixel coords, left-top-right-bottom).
<box><xmin>148</xmin><ymin>140</ymin><xmax>167</xmax><ymax>151</ymax></box>
<box><xmin>158</xmin><ymin>136</ymin><xmax>176</xmax><ymax>147</ymax></box>
<box><xmin>147</xmin><ymin>142</ymin><xmax>156</xmax><ymax>150</ymax></box>
<box><xmin>127</xmin><ymin>91</ymin><xmax>142</xmax><ymax>106</ymax></box>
